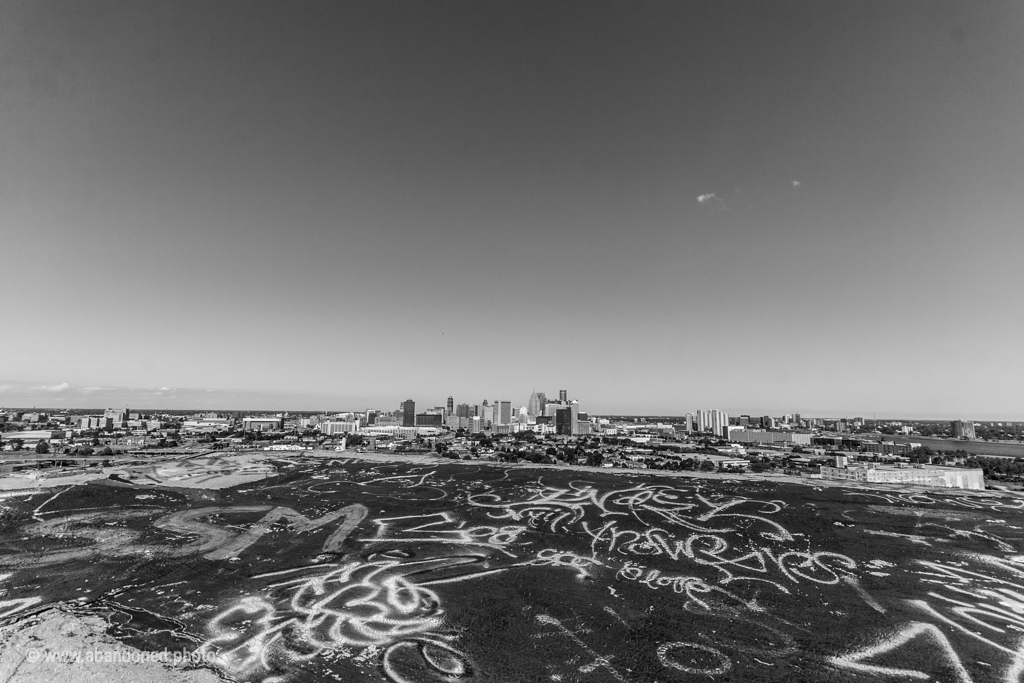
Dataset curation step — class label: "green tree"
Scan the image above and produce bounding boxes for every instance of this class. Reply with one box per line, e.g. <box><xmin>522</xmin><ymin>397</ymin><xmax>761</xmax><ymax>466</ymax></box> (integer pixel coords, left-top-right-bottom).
<box><xmin>35</xmin><ymin>441</ymin><xmax>49</xmax><ymax>454</ymax></box>
<box><xmin>699</xmin><ymin>459</ymin><xmax>717</xmax><ymax>472</ymax></box>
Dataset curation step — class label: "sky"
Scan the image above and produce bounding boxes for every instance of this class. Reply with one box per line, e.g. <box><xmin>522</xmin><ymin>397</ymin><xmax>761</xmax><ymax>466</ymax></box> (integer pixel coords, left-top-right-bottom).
<box><xmin>1</xmin><ymin>1</ymin><xmax>1023</xmax><ymax>419</ymax></box>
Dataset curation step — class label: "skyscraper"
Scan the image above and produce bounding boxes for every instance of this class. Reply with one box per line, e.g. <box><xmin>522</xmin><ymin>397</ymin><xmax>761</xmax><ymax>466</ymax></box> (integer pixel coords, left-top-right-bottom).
<box><xmin>446</xmin><ymin>396</ymin><xmax>454</xmax><ymax>414</ymax></box>
<box><xmin>401</xmin><ymin>399</ymin><xmax>416</xmax><ymax>427</ymax></box>
<box><xmin>494</xmin><ymin>401</ymin><xmax>512</xmax><ymax>426</ymax></box>
<box><xmin>559</xmin><ymin>389</ymin><xmax>568</xmax><ymax>402</ymax></box>
<box><xmin>710</xmin><ymin>410</ymin><xmax>728</xmax><ymax>438</ymax></box>
<box><xmin>527</xmin><ymin>390</ymin><xmax>542</xmax><ymax>419</ymax></box>
<box><xmin>555</xmin><ymin>408</ymin><xmax>573</xmax><ymax>435</ymax></box>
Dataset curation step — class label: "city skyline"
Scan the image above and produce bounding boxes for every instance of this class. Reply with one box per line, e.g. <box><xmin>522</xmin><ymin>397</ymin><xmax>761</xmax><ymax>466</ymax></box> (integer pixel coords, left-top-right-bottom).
<box><xmin>2</xmin><ymin>2</ymin><xmax>1023</xmax><ymax>419</ymax></box>
<box><xmin>0</xmin><ymin>377</ymin><xmax>1015</xmax><ymax>422</ymax></box>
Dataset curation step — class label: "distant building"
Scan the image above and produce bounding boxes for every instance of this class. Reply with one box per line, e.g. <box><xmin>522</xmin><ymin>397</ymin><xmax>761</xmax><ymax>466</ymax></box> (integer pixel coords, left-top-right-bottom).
<box><xmin>242</xmin><ymin>417</ymin><xmax>283</xmax><ymax>432</ymax></box>
<box><xmin>952</xmin><ymin>420</ymin><xmax>976</xmax><ymax>439</ymax></box>
<box><xmin>820</xmin><ymin>463</ymin><xmax>984</xmax><ymax>490</ymax></box>
<box><xmin>555</xmin><ymin>408</ymin><xmax>574</xmax><ymax>435</ymax></box>
<box><xmin>321</xmin><ymin>421</ymin><xmax>360</xmax><ymax>435</ymax></box>
<box><xmin>527</xmin><ymin>391</ymin><xmax>543</xmax><ymax>419</ymax></box>
<box><xmin>415</xmin><ymin>413</ymin><xmax>443</xmax><ymax>427</ymax></box>
<box><xmin>446</xmin><ymin>396</ymin><xmax>454</xmax><ymax>414</ymax></box>
<box><xmin>494</xmin><ymin>401</ymin><xmax>512</xmax><ymax>426</ymax></box>
<box><xmin>559</xmin><ymin>389</ymin><xmax>568</xmax><ymax>402</ymax></box>
<box><xmin>861</xmin><ymin>441</ymin><xmax>920</xmax><ymax>456</ymax></box>
<box><xmin>401</xmin><ymin>400</ymin><xmax>416</xmax><ymax>428</ymax></box>
<box><xmin>728</xmin><ymin>430</ymin><xmax>812</xmax><ymax>446</ymax></box>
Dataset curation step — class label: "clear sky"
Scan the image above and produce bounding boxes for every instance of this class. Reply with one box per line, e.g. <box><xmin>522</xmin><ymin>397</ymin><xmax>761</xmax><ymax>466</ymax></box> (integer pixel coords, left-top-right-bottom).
<box><xmin>1</xmin><ymin>1</ymin><xmax>1022</xmax><ymax>419</ymax></box>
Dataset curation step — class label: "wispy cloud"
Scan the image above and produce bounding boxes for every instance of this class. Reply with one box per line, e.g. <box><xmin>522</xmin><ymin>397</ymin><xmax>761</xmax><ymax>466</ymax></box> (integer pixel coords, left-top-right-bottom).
<box><xmin>31</xmin><ymin>382</ymin><xmax>71</xmax><ymax>393</ymax></box>
<box><xmin>792</xmin><ymin>180</ymin><xmax>801</xmax><ymax>187</ymax></box>
<box><xmin>697</xmin><ymin>193</ymin><xmax>717</xmax><ymax>203</ymax></box>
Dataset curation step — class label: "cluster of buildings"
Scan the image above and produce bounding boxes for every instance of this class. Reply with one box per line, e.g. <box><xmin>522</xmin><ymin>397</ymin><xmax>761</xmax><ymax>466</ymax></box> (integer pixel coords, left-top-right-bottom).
<box><xmin>314</xmin><ymin>390</ymin><xmax>594</xmax><ymax>438</ymax></box>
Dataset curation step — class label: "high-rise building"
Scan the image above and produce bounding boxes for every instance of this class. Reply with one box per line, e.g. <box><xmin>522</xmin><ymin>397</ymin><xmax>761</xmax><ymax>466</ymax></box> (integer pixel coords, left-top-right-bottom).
<box><xmin>555</xmin><ymin>408</ymin><xmax>574</xmax><ymax>435</ymax></box>
<box><xmin>527</xmin><ymin>391</ymin><xmax>543</xmax><ymax>419</ymax></box>
<box><xmin>710</xmin><ymin>410</ymin><xmax>728</xmax><ymax>438</ymax></box>
<box><xmin>684</xmin><ymin>413</ymin><xmax>694</xmax><ymax>432</ymax></box>
<box><xmin>456</xmin><ymin>403</ymin><xmax>472</xmax><ymax>418</ymax></box>
<box><xmin>559</xmin><ymin>389</ymin><xmax>568</xmax><ymax>402</ymax></box>
<box><xmin>447</xmin><ymin>396</ymin><xmax>454</xmax><ymax>414</ymax></box>
<box><xmin>495</xmin><ymin>401</ymin><xmax>512</xmax><ymax>426</ymax></box>
<box><xmin>401</xmin><ymin>400</ymin><xmax>416</xmax><ymax>427</ymax></box>
<box><xmin>952</xmin><ymin>420</ymin><xmax>976</xmax><ymax>439</ymax></box>
<box><xmin>518</xmin><ymin>407</ymin><xmax>529</xmax><ymax>424</ymax></box>
<box><xmin>482</xmin><ymin>402</ymin><xmax>494</xmax><ymax>427</ymax></box>
<box><xmin>570</xmin><ymin>400</ymin><xmax>580</xmax><ymax>435</ymax></box>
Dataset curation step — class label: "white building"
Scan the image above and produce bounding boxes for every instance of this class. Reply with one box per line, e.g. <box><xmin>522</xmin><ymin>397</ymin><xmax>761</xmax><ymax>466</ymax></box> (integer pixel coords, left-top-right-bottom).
<box><xmin>820</xmin><ymin>463</ymin><xmax>984</xmax><ymax>490</ymax></box>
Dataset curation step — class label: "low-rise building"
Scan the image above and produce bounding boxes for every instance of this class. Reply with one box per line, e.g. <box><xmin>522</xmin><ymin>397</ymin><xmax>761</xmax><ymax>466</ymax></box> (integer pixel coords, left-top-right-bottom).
<box><xmin>242</xmin><ymin>417</ymin><xmax>284</xmax><ymax>432</ymax></box>
<box><xmin>820</xmin><ymin>463</ymin><xmax>984</xmax><ymax>490</ymax></box>
<box><xmin>729</xmin><ymin>430</ymin><xmax>812</xmax><ymax>446</ymax></box>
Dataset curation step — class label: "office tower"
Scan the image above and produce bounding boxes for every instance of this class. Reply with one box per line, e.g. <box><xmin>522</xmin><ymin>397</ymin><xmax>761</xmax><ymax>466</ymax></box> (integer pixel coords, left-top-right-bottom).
<box><xmin>739</xmin><ymin>415</ymin><xmax>750</xmax><ymax>427</ymax></box>
<box><xmin>401</xmin><ymin>400</ymin><xmax>416</xmax><ymax>427</ymax></box>
<box><xmin>365</xmin><ymin>410</ymin><xmax>378</xmax><ymax>425</ymax></box>
<box><xmin>446</xmin><ymin>396</ymin><xmax>454</xmax><ymax>414</ymax></box>
<box><xmin>518</xmin><ymin>407</ymin><xmax>529</xmax><ymax>424</ymax></box>
<box><xmin>952</xmin><ymin>420</ymin><xmax>976</xmax><ymax>439</ymax></box>
<box><xmin>570</xmin><ymin>400</ymin><xmax>580</xmax><ymax>435</ymax></box>
<box><xmin>482</xmin><ymin>403</ymin><xmax>494</xmax><ymax>426</ymax></box>
<box><xmin>495</xmin><ymin>401</ymin><xmax>512</xmax><ymax>426</ymax></box>
<box><xmin>555</xmin><ymin>408</ymin><xmax>573</xmax><ymax>435</ymax></box>
<box><xmin>527</xmin><ymin>391</ymin><xmax>542</xmax><ymax>419</ymax></box>
<box><xmin>684</xmin><ymin>413</ymin><xmax>694</xmax><ymax>432</ymax></box>
<box><xmin>456</xmin><ymin>403</ymin><xmax>471</xmax><ymax>418</ymax></box>
<box><xmin>762</xmin><ymin>415</ymin><xmax>774</xmax><ymax>429</ymax></box>
<box><xmin>559</xmin><ymin>389</ymin><xmax>568</xmax><ymax>402</ymax></box>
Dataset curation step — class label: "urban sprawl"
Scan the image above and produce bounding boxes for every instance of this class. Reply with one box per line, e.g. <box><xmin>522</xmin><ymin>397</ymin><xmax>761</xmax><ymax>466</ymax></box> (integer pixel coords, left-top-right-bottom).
<box><xmin>2</xmin><ymin>389</ymin><xmax>1018</xmax><ymax>491</ymax></box>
